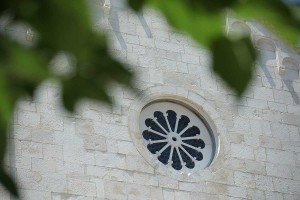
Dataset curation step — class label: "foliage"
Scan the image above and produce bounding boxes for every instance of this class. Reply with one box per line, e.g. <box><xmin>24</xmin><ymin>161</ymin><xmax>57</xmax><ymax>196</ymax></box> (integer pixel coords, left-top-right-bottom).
<box><xmin>129</xmin><ymin>0</ymin><xmax>300</xmax><ymax>95</ymax></box>
<box><xmin>0</xmin><ymin>0</ymin><xmax>133</xmax><ymax>197</ymax></box>
<box><xmin>0</xmin><ymin>0</ymin><xmax>299</xmax><ymax>197</ymax></box>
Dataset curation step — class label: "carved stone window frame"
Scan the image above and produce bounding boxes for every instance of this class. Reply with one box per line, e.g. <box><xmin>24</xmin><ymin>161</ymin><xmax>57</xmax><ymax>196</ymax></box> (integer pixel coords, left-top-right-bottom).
<box><xmin>128</xmin><ymin>86</ymin><xmax>225</xmax><ymax>180</ymax></box>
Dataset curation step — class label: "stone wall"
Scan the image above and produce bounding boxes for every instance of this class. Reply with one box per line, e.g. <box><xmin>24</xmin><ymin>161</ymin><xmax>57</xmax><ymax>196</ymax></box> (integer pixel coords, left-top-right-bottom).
<box><xmin>1</xmin><ymin>0</ymin><xmax>300</xmax><ymax>199</ymax></box>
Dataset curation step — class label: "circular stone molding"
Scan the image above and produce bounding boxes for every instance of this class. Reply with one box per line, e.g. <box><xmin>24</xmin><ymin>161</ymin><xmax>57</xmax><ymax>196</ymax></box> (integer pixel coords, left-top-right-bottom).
<box><xmin>140</xmin><ymin>102</ymin><xmax>214</xmax><ymax>171</ymax></box>
<box><xmin>128</xmin><ymin>86</ymin><xmax>221</xmax><ymax>178</ymax></box>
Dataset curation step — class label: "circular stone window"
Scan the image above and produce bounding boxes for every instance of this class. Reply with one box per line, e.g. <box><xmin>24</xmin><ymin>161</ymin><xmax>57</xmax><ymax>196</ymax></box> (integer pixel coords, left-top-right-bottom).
<box><xmin>139</xmin><ymin>101</ymin><xmax>216</xmax><ymax>172</ymax></box>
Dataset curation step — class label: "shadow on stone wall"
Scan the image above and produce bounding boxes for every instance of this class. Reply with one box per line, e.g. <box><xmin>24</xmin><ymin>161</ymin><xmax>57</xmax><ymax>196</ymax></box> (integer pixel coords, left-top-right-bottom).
<box><xmin>137</xmin><ymin>14</ymin><xmax>152</xmax><ymax>38</ymax></box>
<box><xmin>109</xmin><ymin>0</ymin><xmax>127</xmax><ymax>49</ymax></box>
<box><xmin>282</xmin><ymin>58</ymin><xmax>300</xmax><ymax>104</ymax></box>
<box><xmin>256</xmin><ymin>38</ymin><xmax>277</xmax><ymax>88</ymax></box>
<box><xmin>109</xmin><ymin>0</ymin><xmax>152</xmax><ymax>49</ymax></box>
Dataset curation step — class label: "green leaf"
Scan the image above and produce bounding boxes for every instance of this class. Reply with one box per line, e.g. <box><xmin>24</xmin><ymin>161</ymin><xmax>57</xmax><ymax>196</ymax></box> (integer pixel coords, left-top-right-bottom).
<box><xmin>0</xmin><ymin>74</ymin><xmax>14</xmax><ymax>124</ymax></box>
<box><xmin>0</xmin><ymin>168</ymin><xmax>19</xmax><ymax>197</ymax></box>
<box><xmin>128</xmin><ymin>0</ymin><xmax>146</xmax><ymax>11</ymax></box>
<box><xmin>211</xmin><ymin>36</ymin><xmax>257</xmax><ymax>96</ymax></box>
<box><xmin>0</xmin><ymin>37</ymin><xmax>49</xmax><ymax>100</ymax></box>
<box><xmin>233</xmin><ymin>0</ymin><xmax>300</xmax><ymax>46</ymax></box>
<box><xmin>9</xmin><ymin>44</ymin><xmax>49</xmax><ymax>81</ymax></box>
<box><xmin>0</xmin><ymin>0</ymin><xmax>134</xmax><ymax>196</ymax></box>
<box><xmin>0</xmin><ymin>123</ymin><xmax>7</xmax><ymax>166</ymax></box>
<box><xmin>62</xmin><ymin>76</ymin><xmax>112</xmax><ymax>112</ymax></box>
<box><xmin>148</xmin><ymin>0</ymin><xmax>223</xmax><ymax>47</ymax></box>
<box><xmin>20</xmin><ymin>0</ymin><xmax>92</xmax><ymax>56</ymax></box>
<box><xmin>185</xmin><ymin>0</ymin><xmax>239</xmax><ymax>12</ymax></box>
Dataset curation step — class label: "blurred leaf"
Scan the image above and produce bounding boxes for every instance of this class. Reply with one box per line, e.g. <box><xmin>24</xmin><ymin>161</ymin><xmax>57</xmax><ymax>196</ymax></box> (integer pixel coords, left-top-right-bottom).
<box><xmin>233</xmin><ymin>0</ymin><xmax>300</xmax><ymax>46</ymax></box>
<box><xmin>0</xmin><ymin>167</ymin><xmax>18</xmax><ymax>197</ymax></box>
<box><xmin>128</xmin><ymin>0</ymin><xmax>146</xmax><ymax>11</ymax></box>
<box><xmin>19</xmin><ymin>0</ymin><xmax>92</xmax><ymax>56</ymax></box>
<box><xmin>0</xmin><ymin>75</ymin><xmax>13</xmax><ymax>123</ymax></box>
<box><xmin>0</xmin><ymin>123</ymin><xmax>7</xmax><ymax>165</ymax></box>
<box><xmin>61</xmin><ymin>36</ymin><xmax>133</xmax><ymax>112</ymax></box>
<box><xmin>290</xmin><ymin>6</ymin><xmax>300</xmax><ymax>20</ymax></box>
<box><xmin>211</xmin><ymin>36</ymin><xmax>257</xmax><ymax>96</ymax></box>
<box><xmin>148</xmin><ymin>0</ymin><xmax>223</xmax><ymax>47</ymax></box>
<box><xmin>9</xmin><ymin>44</ymin><xmax>49</xmax><ymax>81</ymax></box>
<box><xmin>133</xmin><ymin>0</ymin><xmax>300</xmax><ymax>96</ymax></box>
<box><xmin>0</xmin><ymin>0</ymin><xmax>135</xmax><ymax>196</ymax></box>
<box><xmin>185</xmin><ymin>0</ymin><xmax>239</xmax><ymax>12</ymax></box>
<box><xmin>0</xmin><ymin>36</ymin><xmax>49</xmax><ymax>100</ymax></box>
<box><xmin>87</xmin><ymin>47</ymin><xmax>133</xmax><ymax>86</ymax></box>
<box><xmin>1</xmin><ymin>0</ymin><xmax>299</xmax><ymax>196</ymax></box>
<box><xmin>62</xmin><ymin>76</ymin><xmax>112</xmax><ymax>112</ymax></box>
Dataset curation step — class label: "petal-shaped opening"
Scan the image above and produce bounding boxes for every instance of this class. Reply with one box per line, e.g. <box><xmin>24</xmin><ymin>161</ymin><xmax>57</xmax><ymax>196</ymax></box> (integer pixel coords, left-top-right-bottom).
<box><xmin>181</xmin><ymin>126</ymin><xmax>200</xmax><ymax>137</ymax></box>
<box><xmin>179</xmin><ymin>148</ymin><xmax>195</xmax><ymax>169</ymax></box>
<box><xmin>171</xmin><ymin>149</ymin><xmax>182</xmax><ymax>170</ymax></box>
<box><xmin>158</xmin><ymin>146</ymin><xmax>171</xmax><ymax>165</ymax></box>
<box><xmin>147</xmin><ymin>142</ymin><xmax>167</xmax><ymax>154</ymax></box>
<box><xmin>154</xmin><ymin>111</ymin><xmax>169</xmax><ymax>132</ymax></box>
<box><xmin>145</xmin><ymin>118</ymin><xmax>165</xmax><ymax>134</ymax></box>
<box><xmin>177</xmin><ymin>115</ymin><xmax>190</xmax><ymax>133</ymax></box>
<box><xmin>185</xmin><ymin>159</ymin><xmax>195</xmax><ymax>169</ymax></box>
<box><xmin>166</xmin><ymin>110</ymin><xmax>177</xmax><ymax>132</ymax></box>
<box><xmin>183</xmin><ymin>139</ymin><xmax>205</xmax><ymax>149</ymax></box>
<box><xmin>183</xmin><ymin>145</ymin><xmax>203</xmax><ymax>161</ymax></box>
<box><xmin>142</xmin><ymin>130</ymin><xmax>165</xmax><ymax>141</ymax></box>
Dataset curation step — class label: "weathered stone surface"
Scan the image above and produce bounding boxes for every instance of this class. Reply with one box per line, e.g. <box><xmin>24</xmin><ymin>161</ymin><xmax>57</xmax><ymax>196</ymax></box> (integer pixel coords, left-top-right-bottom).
<box><xmin>234</xmin><ymin>171</ymin><xmax>255</xmax><ymax>189</ymax></box>
<box><xmin>21</xmin><ymin>141</ymin><xmax>43</xmax><ymax>158</ymax></box>
<box><xmin>6</xmin><ymin>3</ymin><xmax>300</xmax><ymax>199</ymax></box>
<box><xmin>104</xmin><ymin>180</ymin><xmax>127</xmax><ymax>200</ymax></box>
<box><xmin>67</xmin><ymin>179</ymin><xmax>97</xmax><ymax>197</ymax></box>
<box><xmin>231</xmin><ymin>144</ymin><xmax>255</xmax><ymax>160</ymax></box>
<box><xmin>266</xmin><ymin>148</ymin><xmax>295</xmax><ymax>165</ymax></box>
<box><xmin>95</xmin><ymin>152</ymin><xmax>126</xmax><ymax>169</ymax></box>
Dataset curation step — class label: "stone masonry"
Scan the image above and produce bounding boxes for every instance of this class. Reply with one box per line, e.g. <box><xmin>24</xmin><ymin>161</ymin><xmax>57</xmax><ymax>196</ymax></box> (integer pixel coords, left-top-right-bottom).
<box><xmin>1</xmin><ymin>0</ymin><xmax>300</xmax><ymax>199</ymax></box>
